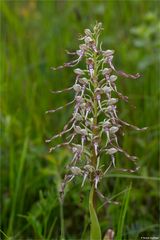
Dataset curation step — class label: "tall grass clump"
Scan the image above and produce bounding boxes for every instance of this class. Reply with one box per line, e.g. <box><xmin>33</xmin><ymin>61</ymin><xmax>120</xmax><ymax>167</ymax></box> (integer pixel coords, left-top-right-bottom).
<box><xmin>46</xmin><ymin>22</ymin><xmax>147</xmax><ymax>239</ymax></box>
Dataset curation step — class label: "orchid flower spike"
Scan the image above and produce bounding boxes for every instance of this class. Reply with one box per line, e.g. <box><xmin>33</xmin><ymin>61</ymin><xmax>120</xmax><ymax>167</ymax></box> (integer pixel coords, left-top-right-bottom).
<box><xmin>46</xmin><ymin>22</ymin><xmax>147</xmax><ymax>199</ymax></box>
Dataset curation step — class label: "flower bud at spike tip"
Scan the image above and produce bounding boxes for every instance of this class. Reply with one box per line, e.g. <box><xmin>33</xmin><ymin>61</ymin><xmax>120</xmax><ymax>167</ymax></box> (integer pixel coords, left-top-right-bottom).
<box><xmin>84</xmin><ymin>29</ymin><xmax>92</xmax><ymax>36</ymax></box>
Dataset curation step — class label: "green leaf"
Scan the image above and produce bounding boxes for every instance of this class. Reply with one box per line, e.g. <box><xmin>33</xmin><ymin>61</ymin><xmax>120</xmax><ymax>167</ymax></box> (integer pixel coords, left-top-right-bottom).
<box><xmin>89</xmin><ymin>185</ymin><xmax>102</xmax><ymax>240</ymax></box>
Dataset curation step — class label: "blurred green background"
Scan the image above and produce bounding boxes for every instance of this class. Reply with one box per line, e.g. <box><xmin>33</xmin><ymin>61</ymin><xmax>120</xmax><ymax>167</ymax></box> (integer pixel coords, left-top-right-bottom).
<box><xmin>1</xmin><ymin>0</ymin><xmax>159</xmax><ymax>239</ymax></box>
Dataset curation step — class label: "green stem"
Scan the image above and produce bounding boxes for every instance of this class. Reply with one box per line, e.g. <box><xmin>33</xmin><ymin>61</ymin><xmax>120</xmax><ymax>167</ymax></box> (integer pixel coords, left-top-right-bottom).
<box><xmin>60</xmin><ymin>200</ymin><xmax>65</xmax><ymax>240</ymax></box>
<box><xmin>91</xmin><ymin>51</ymin><xmax>98</xmax><ymax>208</ymax></box>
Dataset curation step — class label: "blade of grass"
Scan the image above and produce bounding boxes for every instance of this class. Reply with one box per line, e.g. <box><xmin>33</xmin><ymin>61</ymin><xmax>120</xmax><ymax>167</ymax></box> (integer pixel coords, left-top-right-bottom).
<box><xmin>115</xmin><ymin>182</ymin><xmax>132</xmax><ymax>240</ymax></box>
<box><xmin>1</xmin><ymin>1</ymin><xmax>23</xmax><ymax>34</ymax></box>
<box><xmin>81</xmin><ymin>215</ymin><xmax>89</xmax><ymax>240</ymax></box>
<box><xmin>7</xmin><ymin>136</ymin><xmax>29</xmax><ymax>235</ymax></box>
<box><xmin>0</xmin><ymin>229</ymin><xmax>10</xmax><ymax>240</ymax></box>
<box><xmin>105</xmin><ymin>174</ymin><xmax>160</xmax><ymax>181</ymax></box>
<box><xmin>47</xmin><ymin>217</ymin><xmax>57</xmax><ymax>240</ymax></box>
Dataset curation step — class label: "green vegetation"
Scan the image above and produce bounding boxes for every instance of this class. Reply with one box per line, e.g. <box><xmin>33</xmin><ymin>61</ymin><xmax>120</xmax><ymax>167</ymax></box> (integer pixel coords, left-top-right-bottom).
<box><xmin>1</xmin><ymin>1</ymin><xmax>159</xmax><ymax>239</ymax></box>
